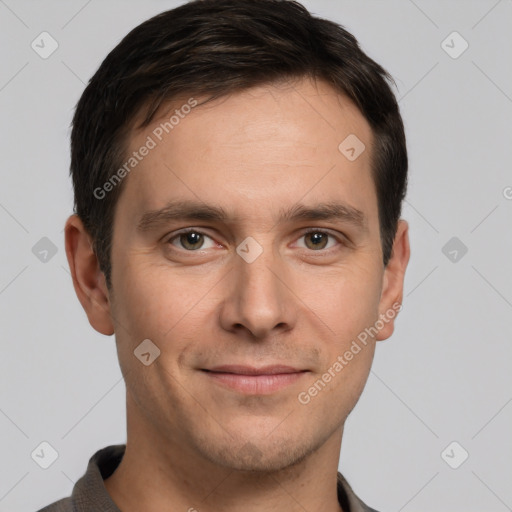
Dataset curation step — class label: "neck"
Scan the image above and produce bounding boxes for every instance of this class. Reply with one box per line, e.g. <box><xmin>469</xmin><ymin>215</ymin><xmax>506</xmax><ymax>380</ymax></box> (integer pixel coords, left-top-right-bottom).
<box><xmin>104</xmin><ymin>392</ymin><xmax>345</xmax><ymax>512</ymax></box>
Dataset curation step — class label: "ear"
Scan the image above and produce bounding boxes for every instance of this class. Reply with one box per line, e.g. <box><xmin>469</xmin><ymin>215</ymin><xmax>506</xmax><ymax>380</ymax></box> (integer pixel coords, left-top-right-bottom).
<box><xmin>376</xmin><ymin>219</ymin><xmax>410</xmax><ymax>341</ymax></box>
<box><xmin>64</xmin><ymin>214</ymin><xmax>114</xmax><ymax>335</ymax></box>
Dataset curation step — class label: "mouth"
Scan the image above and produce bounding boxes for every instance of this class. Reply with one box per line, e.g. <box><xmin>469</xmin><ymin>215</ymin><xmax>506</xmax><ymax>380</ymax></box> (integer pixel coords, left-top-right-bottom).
<box><xmin>201</xmin><ymin>365</ymin><xmax>309</xmax><ymax>394</ymax></box>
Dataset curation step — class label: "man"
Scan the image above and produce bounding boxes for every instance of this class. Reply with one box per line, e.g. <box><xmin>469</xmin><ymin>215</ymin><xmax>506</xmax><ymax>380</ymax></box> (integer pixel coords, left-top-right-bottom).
<box><xmin>40</xmin><ymin>0</ymin><xmax>409</xmax><ymax>510</ymax></box>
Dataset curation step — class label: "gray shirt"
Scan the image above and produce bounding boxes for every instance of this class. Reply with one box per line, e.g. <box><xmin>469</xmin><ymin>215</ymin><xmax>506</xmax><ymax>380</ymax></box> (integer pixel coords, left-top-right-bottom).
<box><xmin>37</xmin><ymin>445</ymin><xmax>380</xmax><ymax>512</ymax></box>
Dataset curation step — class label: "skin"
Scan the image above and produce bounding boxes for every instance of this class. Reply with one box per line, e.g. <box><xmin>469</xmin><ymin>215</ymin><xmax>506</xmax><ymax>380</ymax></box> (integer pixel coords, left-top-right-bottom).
<box><xmin>65</xmin><ymin>77</ymin><xmax>410</xmax><ymax>512</ymax></box>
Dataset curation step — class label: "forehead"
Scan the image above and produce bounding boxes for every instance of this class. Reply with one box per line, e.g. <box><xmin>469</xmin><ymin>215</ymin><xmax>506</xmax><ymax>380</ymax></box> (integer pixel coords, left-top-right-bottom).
<box><xmin>117</xmin><ymin>77</ymin><xmax>377</xmax><ymax>227</ymax></box>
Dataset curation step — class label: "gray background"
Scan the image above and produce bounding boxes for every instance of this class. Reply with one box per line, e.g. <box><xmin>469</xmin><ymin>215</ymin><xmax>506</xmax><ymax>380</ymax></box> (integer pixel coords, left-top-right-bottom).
<box><xmin>1</xmin><ymin>0</ymin><xmax>511</xmax><ymax>510</ymax></box>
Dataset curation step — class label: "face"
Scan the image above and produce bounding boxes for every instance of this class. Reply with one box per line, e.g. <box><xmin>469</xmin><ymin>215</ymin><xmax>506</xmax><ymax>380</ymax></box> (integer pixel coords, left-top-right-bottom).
<box><xmin>71</xmin><ymin>77</ymin><xmax>409</xmax><ymax>473</ymax></box>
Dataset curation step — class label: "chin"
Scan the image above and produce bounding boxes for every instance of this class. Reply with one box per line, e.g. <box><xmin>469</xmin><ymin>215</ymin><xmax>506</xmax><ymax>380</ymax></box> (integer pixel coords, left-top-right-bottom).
<box><xmin>193</xmin><ymin>429</ymin><xmax>316</xmax><ymax>473</ymax></box>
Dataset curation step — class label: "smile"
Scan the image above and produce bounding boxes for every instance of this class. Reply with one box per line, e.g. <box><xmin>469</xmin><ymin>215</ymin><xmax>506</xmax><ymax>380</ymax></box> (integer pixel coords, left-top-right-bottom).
<box><xmin>201</xmin><ymin>366</ymin><xmax>309</xmax><ymax>394</ymax></box>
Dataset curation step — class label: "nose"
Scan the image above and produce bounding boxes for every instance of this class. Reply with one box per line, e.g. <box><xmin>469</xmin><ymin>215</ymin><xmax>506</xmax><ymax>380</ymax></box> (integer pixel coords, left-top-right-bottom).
<box><xmin>218</xmin><ymin>242</ymin><xmax>298</xmax><ymax>340</ymax></box>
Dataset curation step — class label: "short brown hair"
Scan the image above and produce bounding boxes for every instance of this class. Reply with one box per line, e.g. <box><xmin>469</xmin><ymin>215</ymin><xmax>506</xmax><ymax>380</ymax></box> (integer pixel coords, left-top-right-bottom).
<box><xmin>70</xmin><ymin>0</ymin><xmax>407</xmax><ymax>287</ymax></box>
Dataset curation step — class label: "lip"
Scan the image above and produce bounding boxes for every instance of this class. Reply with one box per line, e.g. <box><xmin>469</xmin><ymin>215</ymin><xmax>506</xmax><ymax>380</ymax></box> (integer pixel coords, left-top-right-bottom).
<box><xmin>206</xmin><ymin>364</ymin><xmax>303</xmax><ymax>375</ymax></box>
<box><xmin>202</xmin><ymin>365</ymin><xmax>308</xmax><ymax>394</ymax></box>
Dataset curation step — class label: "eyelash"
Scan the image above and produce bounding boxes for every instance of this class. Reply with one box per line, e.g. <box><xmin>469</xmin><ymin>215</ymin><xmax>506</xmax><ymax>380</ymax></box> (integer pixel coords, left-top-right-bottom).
<box><xmin>166</xmin><ymin>227</ymin><xmax>346</xmax><ymax>253</ymax></box>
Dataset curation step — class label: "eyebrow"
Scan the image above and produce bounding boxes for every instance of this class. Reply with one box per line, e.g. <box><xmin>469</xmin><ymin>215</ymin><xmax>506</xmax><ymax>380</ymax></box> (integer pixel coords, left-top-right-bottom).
<box><xmin>136</xmin><ymin>199</ymin><xmax>367</xmax><ymax>232</ymax></box>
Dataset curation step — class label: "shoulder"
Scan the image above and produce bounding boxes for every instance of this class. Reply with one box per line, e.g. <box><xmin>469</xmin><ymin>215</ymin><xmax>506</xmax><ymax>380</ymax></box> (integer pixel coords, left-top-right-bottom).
<box><xmin>35</xmin><ymin>444</ymin><xmax>125</xmax><ymax>512</ymax></box>
<box><xmin>354</xmin><ymin>496</ymin><xmax>382</xmax><ymax>512</ymax></box>
<box><xmin>337</xmin><ymin>471</ymin><xmax>382</xmax><ymax>512</ymax></box>
<box><xmin>36</xmin><ymin>497</ymin><xmax>73</xmax><ymax>511</ymax></box>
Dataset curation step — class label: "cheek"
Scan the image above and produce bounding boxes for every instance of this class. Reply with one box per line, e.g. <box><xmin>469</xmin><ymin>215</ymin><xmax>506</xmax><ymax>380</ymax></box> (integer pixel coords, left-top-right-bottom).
<box><xmin>298</xmin><ymin>275</ymin><xmax>379</xmax><ymax>417</ymax></box>
<box><xmin>307</xmin><ymin>264</ymin><xmax>382</xmax><ymax>343</ymax></box>
<box><xmin>110</xmin><ymin>263</ymin><xmax>213</xmax><ymax>363</ymax></box>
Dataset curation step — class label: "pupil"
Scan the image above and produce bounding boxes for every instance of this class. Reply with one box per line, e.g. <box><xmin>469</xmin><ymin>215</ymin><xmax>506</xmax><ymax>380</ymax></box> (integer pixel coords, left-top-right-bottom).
<box><xmin>182</xmin><ymin>232</ymin><xmax>203</xmax><ymax>249</ymax></box>
<box><xmin>307</xmin><ymin>232</ymin><xmax>327</xmax><ymax>250</ymax></box>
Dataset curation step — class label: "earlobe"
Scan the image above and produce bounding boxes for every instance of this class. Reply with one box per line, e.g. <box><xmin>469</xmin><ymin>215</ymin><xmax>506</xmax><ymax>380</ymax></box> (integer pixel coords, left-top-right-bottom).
<box><xmin>376</xmin><ymin>219</ymin><xmax>410</xmax><ymax>341</ymax></box>
<box><xmin>64</xmin><ymin>214</ymin><xmax>115</xmax><ymax>336</ymax></box>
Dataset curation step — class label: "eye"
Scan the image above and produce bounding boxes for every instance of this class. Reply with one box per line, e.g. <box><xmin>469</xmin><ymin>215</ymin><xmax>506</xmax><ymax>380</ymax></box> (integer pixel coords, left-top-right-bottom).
<box><xmin>295</xmin><ymin>229</ymin><xmax>342</xmax><ymax>251</ymax></box>
<box><xmin>166</xmin><ymin>228</ymin><xmax>345</xmax><ymax>254</ymax></box>
<box><xmin>168</xmin><ymin>229</ymin><xmax>217</xmax><ymax>251</ymax></box>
